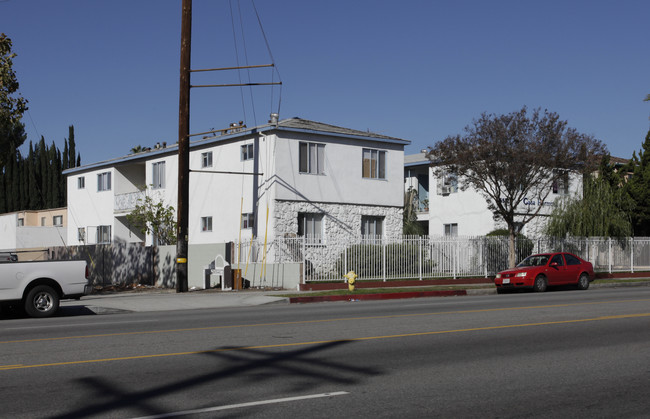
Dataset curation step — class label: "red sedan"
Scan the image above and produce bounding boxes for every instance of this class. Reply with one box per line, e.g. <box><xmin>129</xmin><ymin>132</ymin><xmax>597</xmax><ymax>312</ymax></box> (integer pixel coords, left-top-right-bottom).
<box><xmin>494</xmin><ymin>252</ymin><xmax>594</xmax><ymax>294</ymax></box>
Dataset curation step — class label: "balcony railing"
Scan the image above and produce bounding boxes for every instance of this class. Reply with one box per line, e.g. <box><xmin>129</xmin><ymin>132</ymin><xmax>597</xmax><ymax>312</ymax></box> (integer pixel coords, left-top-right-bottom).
<box><xmin>114</xmin><ymin>191</ymin><xmax>145</xmax><ymax>213</ymax></box>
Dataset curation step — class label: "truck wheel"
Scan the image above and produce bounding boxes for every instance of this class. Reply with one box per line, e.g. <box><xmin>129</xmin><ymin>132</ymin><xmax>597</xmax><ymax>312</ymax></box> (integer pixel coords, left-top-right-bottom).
<box><xmin>24</xmin><ymin>285</ymin><xmax>60</xmax><ymax>318</ymax></box>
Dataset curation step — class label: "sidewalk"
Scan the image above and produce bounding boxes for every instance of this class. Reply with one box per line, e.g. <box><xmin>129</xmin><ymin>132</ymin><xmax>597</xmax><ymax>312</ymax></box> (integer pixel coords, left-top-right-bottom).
<box><xmin>60</xmin><ymin>279</ymin><xmax>650</xmax><ymax>315</ymax></box>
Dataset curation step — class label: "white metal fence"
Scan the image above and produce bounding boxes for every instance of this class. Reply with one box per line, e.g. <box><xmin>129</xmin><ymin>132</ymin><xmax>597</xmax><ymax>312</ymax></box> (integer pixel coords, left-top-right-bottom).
<box><xmin>234</xmin><ymin>235</ymin><xmax>650</xmax><ymax>282</ymax></box>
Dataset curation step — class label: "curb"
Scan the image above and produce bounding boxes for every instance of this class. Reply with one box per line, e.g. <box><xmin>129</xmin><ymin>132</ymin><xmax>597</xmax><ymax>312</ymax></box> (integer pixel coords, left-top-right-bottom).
<box><xmin>289</xmin><ymin>289</ymin><xmax>469</xmax><ymax>304</ymax></box>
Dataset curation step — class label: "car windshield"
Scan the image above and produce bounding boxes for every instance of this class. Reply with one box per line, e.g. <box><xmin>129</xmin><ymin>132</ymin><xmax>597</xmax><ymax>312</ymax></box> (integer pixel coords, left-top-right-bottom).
<box><xmin>517</xmin><ymin>255</ymin><xmax>550</xmax><ymax>267</ymax></box>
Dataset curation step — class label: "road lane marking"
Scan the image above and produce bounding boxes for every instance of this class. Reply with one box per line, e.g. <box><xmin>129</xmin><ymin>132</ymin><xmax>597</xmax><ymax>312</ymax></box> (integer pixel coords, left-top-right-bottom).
<box><xmin>2</xmin><ymin>298</ymin><xmax>649</xmax><ymax>345</ymax></box>
<box><xmin>131</xmin><ymin>391</ymin><xmax>349</xmax><ymax>419</ymax></box>
<box><xmin>1</xmin><ymin>312</ymin><xmax>648</xmax><ymax>371</ymax></box>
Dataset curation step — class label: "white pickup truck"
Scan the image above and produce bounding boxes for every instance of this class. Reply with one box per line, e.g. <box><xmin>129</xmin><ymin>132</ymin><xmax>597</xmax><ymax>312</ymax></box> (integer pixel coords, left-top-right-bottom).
<box><xmin>0</xmin><ymin>257</ymin><xmax>91</xmax><ymax>318</ymax></box>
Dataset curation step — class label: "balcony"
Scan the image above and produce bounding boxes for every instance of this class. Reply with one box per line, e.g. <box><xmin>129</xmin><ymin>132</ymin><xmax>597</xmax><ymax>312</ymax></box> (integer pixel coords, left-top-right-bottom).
<box><xmin>114</xmin><ymin>191</ymin><xmax>145</xmax><ymax>214</ymax></box>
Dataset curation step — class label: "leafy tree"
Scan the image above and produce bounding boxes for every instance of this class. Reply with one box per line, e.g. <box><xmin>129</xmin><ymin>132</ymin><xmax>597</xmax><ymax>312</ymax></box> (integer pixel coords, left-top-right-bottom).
<box><xmin>545</xmin><ymin>175</ymin><xmax>632</xmax><ymax>238</ymax></box>
<box><xmin>0</xmin><ymin>33</ymin><xmax>28</xmax><ymax>169</ymax></box>
<box><xmin>126</xmin><ymin>193</ymin><xmax>177</xmax><ymax>245</ymax></box>
<box><xmin>427</xmin><ymin>106</ymin><xmax>606</xmax><ymax>268</ymax></box>
<box><xmin>403</xmin><ymin>187</ymin><xmax>426</xmax><ymax>235</ymax></box>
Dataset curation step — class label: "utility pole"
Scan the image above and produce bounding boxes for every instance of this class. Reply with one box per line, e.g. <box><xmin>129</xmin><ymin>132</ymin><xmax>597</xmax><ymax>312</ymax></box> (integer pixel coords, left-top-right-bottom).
<box><xmin>176</xmin><ymin>0</ymin><xmax>191</xmax><ymax>293</ymax></box>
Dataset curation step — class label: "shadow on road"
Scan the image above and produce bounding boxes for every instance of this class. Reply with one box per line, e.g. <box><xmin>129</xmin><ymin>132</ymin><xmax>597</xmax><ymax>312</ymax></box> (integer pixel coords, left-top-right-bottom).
<box><xmin>51</xmin><ymin>340</ymin><xmax>382</xmax><ymax>418</ymax></box>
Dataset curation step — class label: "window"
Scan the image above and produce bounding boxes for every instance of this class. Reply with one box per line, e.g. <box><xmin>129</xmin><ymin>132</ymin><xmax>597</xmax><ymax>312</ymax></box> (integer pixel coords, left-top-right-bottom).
<box><xmin>299</xmin><ymin>142</ymin><xmax>325</xmax><ymax>174</ymax></box>
<box><xmin>152</xmin><ymin>161</ymin><xmax>165</xmax><ymax>189</ymax></box>
<box><xmin>241</xmin><ymin>144</ymin><xmax>254</xmax><ymax>161</ymax></box>
<box><xmin>77</xmin><ymin>176</ymin><xmax>85</xmax><ymax>189</ymax></box>
<box><xmin>41</xmin><ymin>217</ymin><xmax>46</xmax><ymax>226</ymax></box>
<box><xmin>550</xmin><ymin>254</ymin><xmax>564</xmax><ymax>266</ymax></box>
<box><xmin>361</xmin><ymin>216</ymin><xmax>384</xmax><ymax>236</ymax></box>
<box><xmin>437</xmin><ymin>172</ymin><xmax>458</xmax><ymax>195</ymax></box>
<box><xmin>201</xmin><ymin>216</ymin><xmax>212</xmax><ymax>232</ymax></box>
<box><xmin>552</xmin><ymin>170</ymin><xmax>569</xmax><ymax>195</ymax></box>
<box><xmin>53</xmin><ymin>215</ymin><xmax>63</xmax><ymax>226</ymax></box>
<box><xmin>97</xmin><ymin>225</ymin><xmax>111</xmax><ymax>244</ymax></box>
<box><xmin>362</xmin><ymin>148</ymin><xmax>386</xmax><ymax>179</ymax></box>
<box><xmin>444</xmin><ymin>223</ymin><xmax>458</xmax><ymax>237</ymax></box>
<box><xmin>201</xmin><ymin>151</ymin><xmax>213</xmax><ymax>168</ymax></box>
<box><xmin>97</xmin><ymin>172</ymin><xmax>111</xmax><ymax>191</ymax></box>
<box><xmin>298</xmin><ymin>213</ymin><xmax>324</xmax><ymax>243</ymax></box>
<box><xmin>17</xmin><ymin>218</ymin><xmax>24</xmax><ymax>226</ymax></box>
<box><xmin>78</xmin><ymin>227</ymin><xmax>86</xmax><ymax>242</ymax></box>
<box><xmin>241</xmin><ymin>213</ymin><xmax>255</xmax><ymax>229</ymax></box>
<box><xmin>565</xmin><ymin>254</ymin><xmax>581</xmax><ymax>266</ymax></box>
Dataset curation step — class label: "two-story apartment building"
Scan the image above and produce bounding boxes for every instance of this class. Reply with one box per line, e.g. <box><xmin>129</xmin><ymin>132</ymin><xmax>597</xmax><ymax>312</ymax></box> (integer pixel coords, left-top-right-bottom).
<box><xmin>404</xmin><ymin>152</ymin><xmax>583</xmax><ymax>238</ymax></box>
<box><xmin>0</xmin><ymin>208</ymin><xmax>68</xmax><ymax>255</ymax></box>
<box><xmin>64</xmin><ymin>118</ymin><xmax>409</xmax><ymax>248</ymax></box>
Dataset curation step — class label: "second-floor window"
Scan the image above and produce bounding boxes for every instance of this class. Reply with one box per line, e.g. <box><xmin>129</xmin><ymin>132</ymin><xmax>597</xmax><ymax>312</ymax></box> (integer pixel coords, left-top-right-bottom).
<box><xmin>362</xmin><ymin>149</ymin><xmax>386</xmax><ymax>179</ymax></box>
<box><xmin>152</xmin><ymin>162</ymin><xmax>165</xmax><ymax>189</ymax></box>
<box><xmin>552</xmin><ymin>170</ymin><xmax>569</xmax><ymax>195</ymax></box>
<box><xmin>241</xmin><ymin>144</ymin><xmax>254</xmax><ymax>161</ymax></box>
<box><xmin>241</xmin><ymin>213</ymin><xmax>255</xmax><ymax>229</ymax></box>
<box><xmin>97</xmin><ymin>172</ymin><xmax>111</xmax><ymax>191</ymax></box>
<box><xmin>77</xmin><ymin>176</ymin><xmax>85</xmax><ymax>189</ymax></box>
<box><xmin>201</xmin><ymin>216</ymin><xmax>213</xmax><ymax>232</ymax></box>
<box><xmin>201</xmin><ymin>151</ymin><xmax>213</xmax><ymax>168</ymax></box>
<box><xmin>53</xmin><ymin>215</ymin><xmax>63</xmax><ymax>226</ymax></box>
<box><xmin>17</xmin><ymin>218</ymin><xmax>24</xmax><ymax>226</ymax></box>
<box><xmin>299</xmin><ymin>142</ymin><xmax>325</xmax><ymax>175</ymax></box>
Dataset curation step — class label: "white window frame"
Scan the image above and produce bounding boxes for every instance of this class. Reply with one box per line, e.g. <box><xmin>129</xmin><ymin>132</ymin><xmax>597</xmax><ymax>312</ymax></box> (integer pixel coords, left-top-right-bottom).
<box><xmin>299</xmin><ymin>142</ymin><xmax>325</xmax><ymax>175</ymax></box>
<box><xmin>444</xmin><ymin>223</ymin><xmax>458</xmax><ymax>237</ymax></box>
<box><xmin>361</xmin><ymin>216</ymin><xmax>384</xmax><ymax>237</ymax></box>
<box><xmin>298</xmin><ymin>213</ymin><xmax>324</xmax><ymax>244</ymax></box>
<box><xmin>201</xmin><ymin>151</ymin><xmax>213</xmax><ymax>168</ymax></box>
<box><xmin>17</xmin><ymin>218</ymin><xmax>24</xmax><ymax>226</ymax></box>
<box><xmin>362</xmin><ymin>148</ymin><xmax>386</xmax><ymax>179</ymax></box>
<box><xmin>152</xmin><ymin>161</ymin><xmax>166</xmax><ymax>190</ymax></box>
<box><xmin>78</xmin><ymin>227</ymin><xmax>86</xmax><ymax>243</ymax></box>
<box><xmin>552</xmin><ymin>170</ymin><xmax>569</xmax><ymax>195</ymax></box>
<box><xmin>241</xmin><ymin>144</ymin><xmax>254</xmax><ymax>161</ymax></box>
<box><xmin>241</xmin><ymin>213</ymin><xmax>255</xmax><ymax>229</ymax></box>
<box><xmin>201</xmin><ymin>216</ymin><xmax>213</xmax><ymax>232</ymax></box>
<box><xmin>53</xmin><ymin>215</ymin><xmax>63</xmax><ymax>226</ymax></box>
<box><xmin>77</xmin><ymin>176</ymin><xmax>85</xmax><ymax>189</ymax></box>
<box><xmin>97</xmin><ymin>225</ymin><xmax>111</xmax><ymax>244</ymax></box>
<box><xmin>97</xmin><ymin>172</ymin><xmax>111</xmax><ymax>192</ymax></box>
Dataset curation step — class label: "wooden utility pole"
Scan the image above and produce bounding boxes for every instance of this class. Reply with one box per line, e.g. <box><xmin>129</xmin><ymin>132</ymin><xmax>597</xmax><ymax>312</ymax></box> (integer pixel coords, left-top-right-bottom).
<box><xmin>176</xmin><ymin>0</ymin><xmax>191</xmax><ymax>292</ymax></box>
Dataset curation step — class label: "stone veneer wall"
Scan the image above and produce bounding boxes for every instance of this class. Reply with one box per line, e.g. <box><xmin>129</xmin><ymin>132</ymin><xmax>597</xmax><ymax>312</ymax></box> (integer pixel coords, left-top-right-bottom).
<box><xmin>273</xmin><ymin>200</ymin><xmax>403</xmax><ymax>240</ymax></box>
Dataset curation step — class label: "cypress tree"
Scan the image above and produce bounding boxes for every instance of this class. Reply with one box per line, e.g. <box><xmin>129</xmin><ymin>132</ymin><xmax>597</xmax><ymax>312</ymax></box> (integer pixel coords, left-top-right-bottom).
<box><xmin>38</xmin><ymin>136</ymin><xmax>47</xmax><ymax>209</ymax></box>
<box><xmin>63</xmin><ymin>139</ymin><xmax>69</xmax><ymax>170</ymax></box>
<box><xmin>28</xmin><ymin>141</ymin><xmax>39</xmax><ymax>209</ymax></box>
<box><xmin>68</xmin><ymin>125</ymin><xmax>76</xmax><ymax>169</ymax></box>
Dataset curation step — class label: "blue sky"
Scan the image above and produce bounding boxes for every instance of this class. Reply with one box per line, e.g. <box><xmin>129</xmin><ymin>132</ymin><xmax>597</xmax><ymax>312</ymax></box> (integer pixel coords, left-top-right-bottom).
<box><xmin>2</xmin><ymin>0</ymin><xmax>649</xmax><ymax>165</ymax></box>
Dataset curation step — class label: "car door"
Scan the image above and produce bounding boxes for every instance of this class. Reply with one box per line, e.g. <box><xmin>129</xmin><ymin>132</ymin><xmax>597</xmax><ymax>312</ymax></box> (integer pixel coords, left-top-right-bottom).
<box><xmin>547</xmin><ymin>254</ymin><xmax>567</xmax><ymax>285</ymax></box>
<box><xmin>563</xmin><ymin>253</ymin><xmax>583</xmax><ymax>284</ymax></box>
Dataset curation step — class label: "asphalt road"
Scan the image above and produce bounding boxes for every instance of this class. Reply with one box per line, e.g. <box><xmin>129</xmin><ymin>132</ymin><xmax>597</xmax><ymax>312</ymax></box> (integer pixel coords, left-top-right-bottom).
<box><xmin>1</xmin><ymin>287</ymin><xmax>649</xmax><ymax>418</ymax></box>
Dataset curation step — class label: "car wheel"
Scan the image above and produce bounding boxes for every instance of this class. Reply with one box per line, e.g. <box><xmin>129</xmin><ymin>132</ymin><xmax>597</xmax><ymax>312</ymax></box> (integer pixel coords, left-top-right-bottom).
<box><xmin>533</xmin><ymin>275</ymin><xmax>547</xmax><ymax>293</ymax></box>
<box><xmin>24</xmin><ymin>285</ymin><xmax>60</xmax><ymax>318</ymax></box>
<box><xmin>577</xmin><ymin>273</ymin><xmax>590</xmax><ymax>290</ymax></box>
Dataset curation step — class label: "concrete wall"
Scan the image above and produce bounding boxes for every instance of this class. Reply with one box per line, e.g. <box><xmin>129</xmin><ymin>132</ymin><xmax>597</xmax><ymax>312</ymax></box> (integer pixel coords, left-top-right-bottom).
<box><xmin>0</xmin><ymin>213</ymin><xmax>17</xmax><ymax>251</ymax></box>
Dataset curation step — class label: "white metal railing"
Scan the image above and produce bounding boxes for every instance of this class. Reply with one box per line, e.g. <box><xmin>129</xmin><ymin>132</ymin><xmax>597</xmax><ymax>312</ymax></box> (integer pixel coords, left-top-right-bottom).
<box><xmin>233</xmin><ymin>235</ymin><xmax>650</xmax><ymax>282</ymax></box>
<box><xmin>114</xmin><ymin>191</ymin><xmax>145</xmax><ymax>212</ymax></box>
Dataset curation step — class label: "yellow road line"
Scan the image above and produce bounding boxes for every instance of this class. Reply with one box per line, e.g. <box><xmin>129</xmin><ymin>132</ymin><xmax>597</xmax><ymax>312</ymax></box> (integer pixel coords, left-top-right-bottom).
<box><xmin>2</xmin><ymin>298</ymin><xmax>650</xmax><ymax>344</ymax></box>
<box><xmin>1</xmin><ymin>312</ymin><xmax>648</xmax><ymax>372</ymax></box>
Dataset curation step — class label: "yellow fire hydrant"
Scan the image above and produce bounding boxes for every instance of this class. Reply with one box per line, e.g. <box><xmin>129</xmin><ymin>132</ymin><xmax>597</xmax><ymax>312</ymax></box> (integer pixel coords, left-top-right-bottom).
<box><xmin>345</xmin><ymin>270</ymin><xmax>357</xmax><ymax>292</ymax></box>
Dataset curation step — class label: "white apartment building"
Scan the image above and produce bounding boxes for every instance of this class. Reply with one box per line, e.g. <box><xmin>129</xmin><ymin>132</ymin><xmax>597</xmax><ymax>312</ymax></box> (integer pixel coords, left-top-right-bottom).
<box><xmin>404</xmin><ymin>152</ymin><xmax>583</xmax><ymax>238</ymax></box>
<box><xmin>64</xmin><ymin>118</ymin><xmax>409</xmax><ymax>247</ymax></box>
